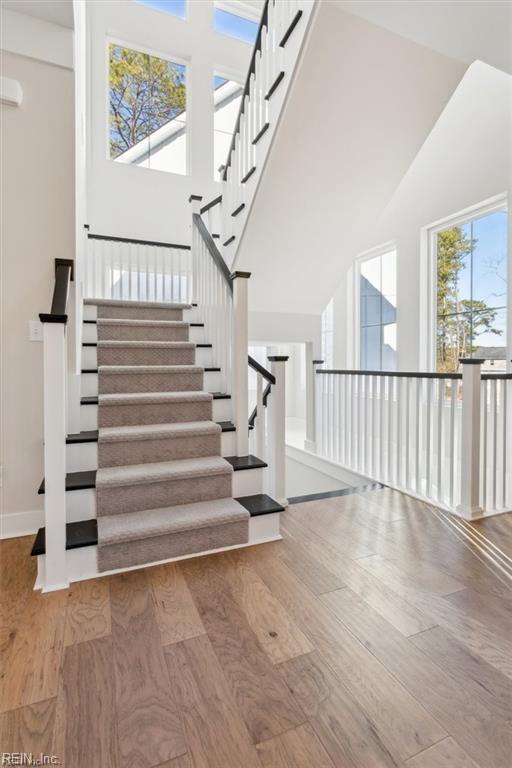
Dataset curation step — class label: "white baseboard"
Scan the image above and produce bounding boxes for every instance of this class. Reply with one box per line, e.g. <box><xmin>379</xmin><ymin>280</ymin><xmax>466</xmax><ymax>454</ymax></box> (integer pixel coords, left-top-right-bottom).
<box><xmin>0</xmin><ymin>509</ymin><xmax>43</xmax><ymax>539</ymax></box>
<box><xmin>286</xmin><ymin>444</ymin><xmax>370</xmax><ymax>488</ymax></box>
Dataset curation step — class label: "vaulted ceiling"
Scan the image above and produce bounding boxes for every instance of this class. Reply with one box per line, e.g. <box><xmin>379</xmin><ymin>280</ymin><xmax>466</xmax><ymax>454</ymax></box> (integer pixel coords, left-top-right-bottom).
<box><xmin>333</xmin><ymin>1</ymin><xmax>512</xmax><ymax>75</ymax></box>
<box><xmin>236</xmin><ymin>2</ymin><xmax>468</xmax><ymax>314</ymax></box>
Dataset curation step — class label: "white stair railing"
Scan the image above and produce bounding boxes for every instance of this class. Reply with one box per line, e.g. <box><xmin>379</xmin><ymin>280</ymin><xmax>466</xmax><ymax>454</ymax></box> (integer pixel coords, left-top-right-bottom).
<box><xmin>314</xmin><ymin>361</ymin><xmax>512</xmax><ymax>518</ymax></box>
<box><xmin>480</xmin><ymin>370</ymin><xmax>512</xmax><ymax>513</ymax></box>
<box><xmin>84</xmin><ymin>233</ymin><xmax>192</xmax><ymax>303</ymax></box>
<box><xmin>204</xmin><ymin>0</ymin><xmax>316</xmax><ymax>267</ymax></box>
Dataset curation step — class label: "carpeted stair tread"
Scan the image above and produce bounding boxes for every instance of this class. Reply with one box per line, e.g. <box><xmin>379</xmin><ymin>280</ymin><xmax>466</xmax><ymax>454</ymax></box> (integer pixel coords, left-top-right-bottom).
<box><xmin>96</xmin><ymin>455</ymin><xmax>232</xmax><ymax>488</ymax></box>
<box><xmin>98</xmin><ymin>497</ymin><xmax>249</xmax><ymax>546</ymax></box>
<box><xmin>98</xmin><ymin>421</ymin><xmax>221</xmax><ymax>443</ymax></box>
<box><xmin>97</xmin><ymin>340</ymin><xmax>195</xmax><ymax>349</ymax></box>
<box><xmin>97</xmin><ymin>319</ymin><xmax>189</xmax><ymax>328</ymax></box>
<box><xmin>99</xmin><ymin>391</ymin><xmax>213</xmax><ymax>406</ymax></box>
<box><xmin>98</xmin><ymin>365</ymin><xmax>203</xmax><ymax>375</ymax></box>
<box><xmin>85</xmin><ymin>298</ymin><xmax>191</xmax><ymax>309</ymax></box>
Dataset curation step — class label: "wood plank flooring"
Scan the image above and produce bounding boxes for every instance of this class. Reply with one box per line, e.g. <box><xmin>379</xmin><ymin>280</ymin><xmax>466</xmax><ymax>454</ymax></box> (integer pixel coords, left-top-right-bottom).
<box><xmin>1</xmin><ymin>487</ymin><xmax>511</xmax><ymax>767</ymax></box>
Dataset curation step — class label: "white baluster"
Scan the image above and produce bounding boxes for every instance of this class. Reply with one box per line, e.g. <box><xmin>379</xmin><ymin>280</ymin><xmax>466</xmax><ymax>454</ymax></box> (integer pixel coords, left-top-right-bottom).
<box><xmin>267</xmin><ymin>355</ymin><xmax>288</xmax><ymax>506</ymax></box>
<box><xmin>304</xmin><ymin>350</ymin><xmax>322</xmax><ymax>452</ymax></box>
<box><xmin>231</xmin><ymin>271</ymin><xmax>250</xmax><ymax>456</ymax></box>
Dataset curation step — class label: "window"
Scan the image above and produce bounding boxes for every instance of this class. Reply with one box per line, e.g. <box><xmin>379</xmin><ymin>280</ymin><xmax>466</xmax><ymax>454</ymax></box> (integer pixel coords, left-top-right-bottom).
<box><xmin>358</xmin><ymin>247</ymin><xmax>397</xmax><ymax>370</ymax></box>
<box><xmin>213</xmin><ymin>75</ymin><xmax>243</xmax><ymax>180</ymax></box>
<box><xmin>109</xmin><ymin>44</ymin><xmax>187</xmax><ymax>175</ymax></box>
<box><xmin>134</xmin><ymin>0</ymin><xmax>186</xmax><ymax>20</ymax></box>
<box><xmin>214</xmin><ymin>5</ymin><xmax>258</xmax><ymax>44</ymax></box>
<box><xmin>321</xmin><ymin>299</ymin><xmax>334</xmax><ymax>368</ymax></box>
<box><xmin>435</xmin><ymin>204</ymin><xmax>508</xmax><ymax>372</ymax></box>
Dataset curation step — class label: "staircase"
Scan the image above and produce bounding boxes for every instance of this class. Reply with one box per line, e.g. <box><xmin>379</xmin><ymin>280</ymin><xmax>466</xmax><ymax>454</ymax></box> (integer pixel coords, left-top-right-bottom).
<box><xmin>86</xmin><ymin>298</ymin><xmax>253</xmax><ymax>572</ymax></box>
<box><xmin>34</xmin><ymin>0</ymin><xmax>315</xmax><ymax>590</ymax></box>
<box><xmin>33</xmin><ymin>291</ymin><xmax>282</xmax><ymax>588</ymax></box>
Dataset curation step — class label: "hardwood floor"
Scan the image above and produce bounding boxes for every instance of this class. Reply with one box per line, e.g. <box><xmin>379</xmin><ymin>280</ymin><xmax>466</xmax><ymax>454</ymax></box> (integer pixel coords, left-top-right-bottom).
<box><xmin>1</xmin><ymin>487</ymin><xmax>511</xmax><ymax>767</ymax></box>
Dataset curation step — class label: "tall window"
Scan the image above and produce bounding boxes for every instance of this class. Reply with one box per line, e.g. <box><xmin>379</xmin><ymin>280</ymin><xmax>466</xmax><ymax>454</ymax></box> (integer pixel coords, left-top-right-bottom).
<box><xmin>134</xmin><ymin>0</ymin><xmax>186</xmax><ymax>19</ymax></box>
<box><xmin>435</xmin><ymin>205</ymin><xmax>508</xmax><ymax>372</ymax></box>
<box><xmin>213</xmin><ymin>76</ymin><xmax>243</xmax><ymax>180</ymax></box>
<box><xmin>214</xmin><ymin>4</ymin><xmax>258</xmax><ymax>44</ymax></box>
<box><xmin>359</xmin><ymin>248</ymin><xmax>397</xmax><ymax>370</ymax></box>
<box><xmin>109</xmin><ymin>44</ymin><xmax>187</xmax><ymax>175</ymax></box>
<box><xmin>321</xmin><ymin>299</ymin><xmax>334</xmax><ymax>368</ymax></box>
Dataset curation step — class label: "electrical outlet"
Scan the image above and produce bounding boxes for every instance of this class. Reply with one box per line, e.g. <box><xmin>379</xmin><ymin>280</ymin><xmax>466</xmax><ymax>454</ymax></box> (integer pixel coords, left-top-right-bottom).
<box><xmin>29</xmin><ymin>320</ymin><xmax>43</xmax><ymax>342</ymax></box>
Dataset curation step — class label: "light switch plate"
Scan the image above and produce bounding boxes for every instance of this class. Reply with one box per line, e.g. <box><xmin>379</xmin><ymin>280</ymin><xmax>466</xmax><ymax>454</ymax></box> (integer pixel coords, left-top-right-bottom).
<box><xmin>29</xmin><ymin>320</ymin><xmax>43</xmax><ymax>341</ymax></box>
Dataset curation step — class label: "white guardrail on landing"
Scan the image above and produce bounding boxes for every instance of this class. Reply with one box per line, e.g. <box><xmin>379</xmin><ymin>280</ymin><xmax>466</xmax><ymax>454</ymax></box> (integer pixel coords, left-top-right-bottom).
<box><xmin>314</xmin><ymin>362</ymin><xmax>512</xmax><ymax>518</ymax></box>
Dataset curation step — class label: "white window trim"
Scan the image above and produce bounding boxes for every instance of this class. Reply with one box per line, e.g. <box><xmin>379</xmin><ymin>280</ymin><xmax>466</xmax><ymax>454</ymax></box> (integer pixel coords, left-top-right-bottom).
<box><xmin>420</xmin><ymin>193</ymin><xmax>509</xmax><ymax>372</ymax></box>
<box><xmin>215</xmin><ymin>1</ymin><xmax>262</xmax><ymax>24</ymax></box>
<box><xmin>106</xmin><ymin>38</ymin><xmax>190</xmax><ymax>174</ymax></box>
<box><xmin>321</xmin><ymin>298</ymin><xmax>334</xmax><ymax>369</ymax></box>
<box><xmin>352</xmin><ymin>241</ymin><xmax>397</xmax><ymax>369</ymax></box>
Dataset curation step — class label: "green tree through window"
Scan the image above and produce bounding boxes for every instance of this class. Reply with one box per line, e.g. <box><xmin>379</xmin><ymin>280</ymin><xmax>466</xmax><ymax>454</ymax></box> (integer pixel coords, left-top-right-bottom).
<box><xmin>436</xmin><ymin>214</ymin><xmax>506</xmax><ymax>372</ymax></box>
<box><xmin>109</xmin><ymin>45</ymin><xmax>186</xmax><ymax>159</ymax></box>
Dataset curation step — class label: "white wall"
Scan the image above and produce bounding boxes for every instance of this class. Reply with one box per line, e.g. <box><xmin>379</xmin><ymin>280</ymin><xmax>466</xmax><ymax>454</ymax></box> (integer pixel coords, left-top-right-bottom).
<box><xmin>0</xmin><ymin>7</ymin><xmax>74</xmax><ymax>69</ymax></box>
<box><xmin>86</xmin><ymin>0</ymin><xmax>252</xmax><ymax>243</ymax></box>
<box><xmin>249</xmin><ymin>310</ymin><xmax>321</xmax><ymax>354</ymax></box>
<box><xmin>236</xmin><ymin>4</ymin><xmax>466</xmax><ymax>315</ymax></box>
<box><xmin>0</xmin><ymin>46</ymin><xmax>75</xmax><ymax>536</ymax></box>
<box><xmin>336</xmin><ymin>61</ymin><xmax>512</xmax><ymax>370</ymax></box>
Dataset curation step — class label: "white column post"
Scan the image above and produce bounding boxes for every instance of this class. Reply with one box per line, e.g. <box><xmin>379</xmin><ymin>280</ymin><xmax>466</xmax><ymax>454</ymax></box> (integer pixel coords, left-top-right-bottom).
<box><xmin>231</xmin><ymin>271</ymin><xmax>251</xmax><ymax>456</ymax></box>
<box><xmin>268</xmin><ymin>355</ymin><xmax>288</xmax><ymax>507</ymax></box>
<box><xmin>42</xmin><ymin>322</ymin><xmax>69</xmax><ymax>591</ymax></box>
<box><xmin>256</xmin><ymin>371</ymin><xmax>265</xmax><ymax>458</ymax></box>
<box><xmin>305</xmin><ymin>350</ymin><xmax>324</xmax><ymax>453</ymax></box>
<box><xmin>457</xmin><ymin>358</ymin><xmax>484</xmax><ymax>520</ymax></box>
<box><xmin>189</xmin><ymin>194</ymin><xmax>203</xmax><ymax>305</ymax></box>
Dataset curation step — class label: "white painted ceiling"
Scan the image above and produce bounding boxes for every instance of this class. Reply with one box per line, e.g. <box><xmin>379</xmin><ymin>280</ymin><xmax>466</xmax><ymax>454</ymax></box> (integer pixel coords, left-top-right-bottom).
<box><xmin>333</xmin><ymin>0</ymin><xmax>512</xmax><ymax>75</ymax></box>
<box><xmin>1</xmin><ymin>0</ymin><xmax>74</xmax><ymax>28</ymax></box>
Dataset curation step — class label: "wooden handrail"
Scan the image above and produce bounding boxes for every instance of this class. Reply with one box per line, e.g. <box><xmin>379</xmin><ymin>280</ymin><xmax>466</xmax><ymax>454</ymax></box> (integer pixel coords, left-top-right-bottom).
<box><xmin>222</xmin><ymin>0</ymin><xmax>270</xmax><ymax>181</ymax></box>
<box><xmin>40</xmin><ymin>259</ymin><xmax>74</xmax><ymax>324</ymax></box>
<box><xmin>200</xmin><ymin>195</ymin><xmax>222</xmax><ymax>215</ymax></box>
<box><xmin>317</xmin><ymin>369</ymin><xmax>463</xmax><ymax>380</ymax></box>
<box><xmin>318</xmin><ymin>368</ymin><xmax>512</xmax><ymax>380</ymax></box>
<box><xmin>88</xmin><ymin>233</ymin><xmax>190</xmax><ymax>250</ymax></box>
<box><xmin>248</xmin><ymin>355</ymin><xmax>276</xmax><ymax>384</ymax></box>
<box><xmin>192</xmin><ymin>213</ymin><xmax>232</xmax><ymax>293</ymax></box>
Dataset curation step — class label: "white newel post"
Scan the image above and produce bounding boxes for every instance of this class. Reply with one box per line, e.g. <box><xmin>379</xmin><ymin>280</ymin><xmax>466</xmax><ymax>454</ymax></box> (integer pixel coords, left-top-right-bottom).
<box><xmin>268</xmin><ymin>355</ymin><xmax>288</xmax><ymax>507</ymax></box>
<box><xmin>42</xmin><ymin>321</ymin><xmax>69</xmax><ymax>591</ymax></box>
<box><xmin>305</xmin><ymin>350</ymin><xmax>323</xmax><ymax>453</ymax></box>
<box><xmin>231</xmin><ymin>271</ymin><xmax>251</xmax><ymax>456</ymax></box>
<box><xmin>189</xmin><ymin>194</ymin><xmax>203</xmax><ymax>305</ymax></box>
<box><xmin>256</xmin><ymin>371</ymin><xmax>266</xmax><ymax>458</ymax></box>
<box><xmin>457</xmin><ymin>358</ymin><xmax>484</xmax><ymax>519</ymax></box>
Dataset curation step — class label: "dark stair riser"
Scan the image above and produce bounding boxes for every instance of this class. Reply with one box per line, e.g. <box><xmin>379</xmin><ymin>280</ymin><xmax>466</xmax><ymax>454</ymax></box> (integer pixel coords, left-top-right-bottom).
<box><xmin>31</xmin><ymin>494</ymin><xmax>283</xmax><ymax>556</ymax></box>
<box><xmin>38</xmin><ymin>456</ymin><xmax>267</xmax><ymax>494</ymax></box>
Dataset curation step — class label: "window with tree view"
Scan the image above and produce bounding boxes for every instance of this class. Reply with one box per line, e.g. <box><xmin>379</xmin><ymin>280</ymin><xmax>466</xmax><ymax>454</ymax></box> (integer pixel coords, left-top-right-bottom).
<box><xmin>109</xmin><ymin>44</ymin><xmax>186</xmax><ymax>174</ymax></box>
<box><xmin>436</xmin><ymin>206</ymin><xmax>508</xmax><ymax>372</ymax></box>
